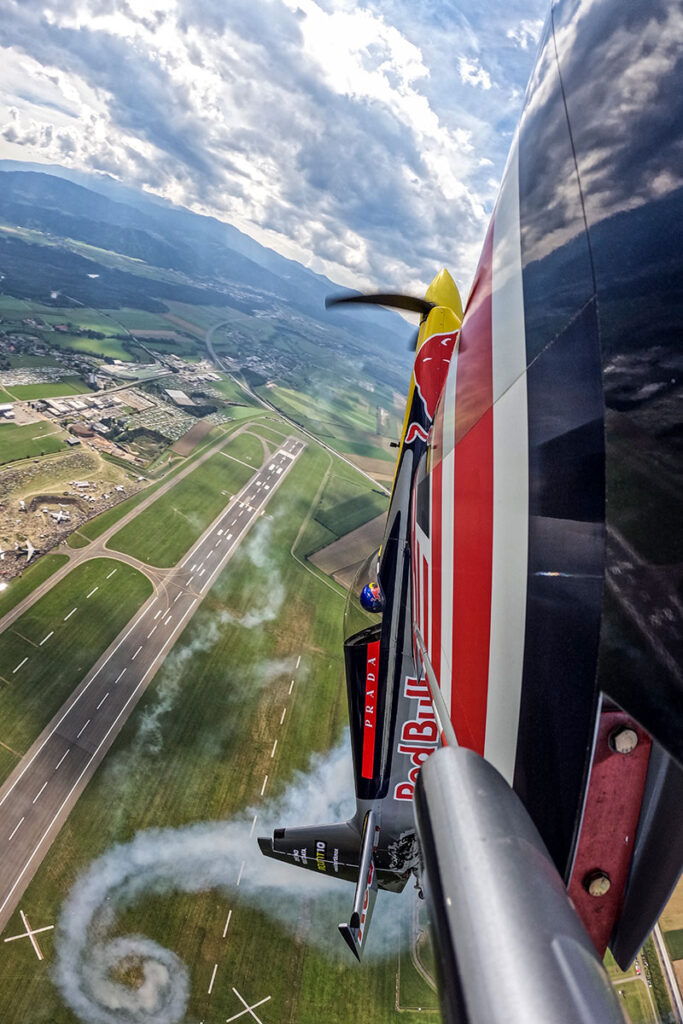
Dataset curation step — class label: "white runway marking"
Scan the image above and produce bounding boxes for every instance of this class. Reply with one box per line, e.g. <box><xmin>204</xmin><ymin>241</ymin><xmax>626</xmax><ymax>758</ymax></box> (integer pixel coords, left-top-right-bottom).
<box><xmin>270</xmin><ymin>739</ymin><xmax>277</xmax><ymax>758</ymax></box>
<box><xmin>147</xmin><ymin>625</ymin><xmax>157</xmax><ymax>639</ymax></box>
<box><xmin>86</xmin><ymin>587</ymin><xmax>98</xmax><ymax>599</ymax></box>
<box><xmin>114</xmin><ymin>668</ymin><xmax>126</xmax><ymax>685</ymax></box>
<box><xmin>55</xmin><ymin>751</ymin><xmax>69</xmax><ymax>770</ymax></box>
<box><xmin>105</xmin><ymin>569</ymin><xmax>117</xmax><ymax>580</ymax></box>
<box><xmin>13</xmin><ymin>657</ymin><xmax>28</xmax><ymax>674</ymax></box>
<box><xmin>231</xmin><ymin>519</ymin><xmax>236</xmax><ymax>525</ymax></box>
<box><xmin>296</xmin><ymin>655</ymin><xmax>301</xmax><ymax>669</ymax></box>
<box><xmin>164</xmin><ymin>615</ymin><xmax>172</xmax><ymax>625</ymax></box>
<box><xmin>280</xmin><ymin>708</ymin><xmax>286</xmax><ymax>725</ymax></box>
<box><xmin>207</xmin><ymin>963</ymin><xmax>218</xmax><ymax>995</ymax></box>
<box><xmin>260</xmin><ymin>774</ymin><xmax>268</xmax><ymax>796</ymax></box>
<box><xmin>96</xmin><ymin>692</ymin><xmax>109</xmax><ymax>710</ymax></box>
<box><xmin>197</xmin><ymin>561</ymin><xmax>204</xmax><ymax>570</ymax></box>
<box><xmin>226</xmin><ymin>533</ymin><xmax>232</xmax><ymax>540</ymax></box>
<box><xmin>190</xmin><ymin>564</ymin><xmax>196</xmax><ymax>572</ymax></box>
<box><xmin>236</xmin><ymin>861</ymin><xmax>245</xmax><ymax>886</ymax></box>
<box><xmin>8</xmin><ymin>818</ymin><xmax>24</xmax><ymax>841</ymax></box>
<box><xmin>214</xmin><ymin>540</ymin><xmax>221</xmax><ymax>547</ymax></box>
<box><xmin>132</xmin><ymin>646</ymin><xmax>142</xmax><ymax>660</ymax></box>
<box><xmin>222</xmin><ymin>909</ymin><xmax>232</xmax><ymax>938</ymax></box>
<box><xmin>227</xmin><ymin>989</ymin><xmax>271</xmax><ymax>1024</ymax></box>
<box><xmin>187</xmin><ymin>576</ymin><xmax>194</xmax><ymax>586</ymax></box>
<box><xmin>3</xmin><ymin>913</ymin><xmax>53</xmax><ymax>959</ymax></box>
<box><xmin>288</xmin><ymin>679</ymin><xmax>294</xmax><ymax>695</ymax></box>
<box><xmin>32</xmin><ymin>782</ymin><xmax>47</xmax><ymax>805</ymax></box>
<box><xmin>76</xmin><ymin>719</ymin><xmax>90</xmax><ymax>739</ymax></box>
<box><xmin>218</xmin><ymin>529</ymin><xmax>223</xmax><ymax>536</ymax></box>
<box><xmin>64</xmin><ymin>607</ymin><xmax>77</xmax><ymax>621</ymax></box>
<box><xmin>39</xmin><ymin>631</ymin><xmax>54</xmax><ymax>646</ymax></box>
<box><xmin>154</xmin><ymin>610</ymin><xmax>162</xmax><ymax>620</ymax></box>
<box><xmin>173</xmin><ymin>593</ymin><xmax>182</xmax><ymax>603</ymax></box>
<box><xmin>249</xmin><ymin>815</ymin><xmax>258</xmax><ymax>837</ymax></box>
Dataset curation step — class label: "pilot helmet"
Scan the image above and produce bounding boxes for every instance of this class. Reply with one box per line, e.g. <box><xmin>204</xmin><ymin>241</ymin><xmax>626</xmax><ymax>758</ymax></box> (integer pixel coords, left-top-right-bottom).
<box><xmin>360</xmin><ymin>581</ymin><xmax>383</xmax><ymax>613</ymax></box>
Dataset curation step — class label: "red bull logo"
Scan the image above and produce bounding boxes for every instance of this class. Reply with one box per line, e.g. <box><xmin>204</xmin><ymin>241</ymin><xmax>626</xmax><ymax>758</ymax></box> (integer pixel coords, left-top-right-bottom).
<box><xmin>412</xmin><ymin>331</ymin><xmax>458</xmax><ymax>421</ymax></box>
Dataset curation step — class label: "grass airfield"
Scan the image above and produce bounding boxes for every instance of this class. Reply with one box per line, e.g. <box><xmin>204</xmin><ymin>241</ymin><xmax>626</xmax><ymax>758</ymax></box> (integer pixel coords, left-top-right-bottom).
<box><xmin>0</xmin><ymin>414</ymin><xmax>437</xmax><ymax>1023</ymax></box>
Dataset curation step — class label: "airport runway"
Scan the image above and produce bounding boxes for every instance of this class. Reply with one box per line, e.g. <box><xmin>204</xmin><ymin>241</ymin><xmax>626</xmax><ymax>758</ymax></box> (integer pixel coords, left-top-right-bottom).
<box><xmin>0</xmin><ymin>436</ymin><xmax>304</xmax><ymax>934</ymax></box>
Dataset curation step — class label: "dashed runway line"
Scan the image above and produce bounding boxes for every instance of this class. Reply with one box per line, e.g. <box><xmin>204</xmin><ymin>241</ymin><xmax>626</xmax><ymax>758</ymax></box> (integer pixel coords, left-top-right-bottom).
<box><xmin>105</xmin><ymin>569</ymin><xmax>117</xmax><ymax>580</ymax></box>
<box><xmin>96</xmin><ymin>692</ymin><xmax>109</xmax><ymax>710</ymax></box>
<box><xmin>260</xmin><ymin>775</ymin><xmax>268</xmax><ymax>796</ymax></box>
<box><xmin>207</xmin><ymin>963</ymin><xmax>218</xmax><ymax>995</ymax></box>
<box><xmin>8</xmin><ymin>818</ymin><xmax>24</xmax><ymax>842</ymax></box>
<box><xmin>236</xmin><ymin>861</ymin><xmax>245</xmax><ymax>887</ymax></box>
<box><xmin>54</xmin><ymin>751</ymin><xmax>69</xmax><ymax>770</ymax></box>
<box><xmin>13</xmin><ymin>658</ymin><xmax>28</xmax><ymax>674</ymax></box>
<box><xmin>32</xmin><ymin>782</ymin><xmax>47</xmax><ymax>805</ymax></box>
<box><xmin>222</xmin><ymin>909</ymin><xmax>232</xmax><ymax>938</ymax></box>
<box><xmin>280</xmin><ymin>708</ymin><xmax>286</xmax><ymax>725</ymax></box>
<box><xmin>147</xmin><ymin>625</ymin><xmax>157</xmax><ymax>639</ymax></box>
<box><xmin>114</xmin><ymin>668</ymin><xmax>126</xmax><ymax>685</ymax></box>
<box><xmin>76</xmin><ymin>719</ymin><xmax>90</xmax><ymax>739</ymax></box>
<box><xmin>270</xmin><ymin>739</ymin><xmax>277</xmax><ymax>758</ymax></box>
<box><xmin>64</xmin><ymin>608</ymin><xmax>77</xmax><ymax>621</ymax></box>
<box><xmin>154</xmin><ymin>610</ymin><xmax>162</xmax><ymax>621</ymax></box>
<box><xmin>249</xmin><ymin>815</ymin><xmax>258</xmax><ymax>838</ymax></box>
<box><xmin>296</xmin><ymin>655</ymin><xmax>301</xmax><ymax>669</ymax></box>
<box><xmin>164</xmin><ymin>615</ymin><xmax>172</xmax><ymax>626</ymax></box>
<box><xmin>288</xmin><ymin>679</ymin><xmax>294</xmax><ymax>695</ymax></box>
<box><xmin>39</xmin><ymin>631</ymin><xmax>53</xmax><ymax>646</ymax></box>
<box><xmin>86</xmin><ymin>587</ymin><xmax>98</xmax><ymax>600</ymax></box>
<box><xmin>132</xmin><ymin>646</ymin><xmax>142</xmax><ymax>661</ymax></box>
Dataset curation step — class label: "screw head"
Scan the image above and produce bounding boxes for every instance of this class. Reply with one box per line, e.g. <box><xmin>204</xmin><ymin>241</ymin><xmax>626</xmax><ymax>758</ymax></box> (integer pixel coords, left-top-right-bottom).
<box><xmin>610</xmin><ymin>727</ymin><xmax>639</xmax><ymax>754</ymax></box>
<box><xmin>584</xmin><ymin>871</ymin><xmax>611</xmax><ymax>897</ymax></box>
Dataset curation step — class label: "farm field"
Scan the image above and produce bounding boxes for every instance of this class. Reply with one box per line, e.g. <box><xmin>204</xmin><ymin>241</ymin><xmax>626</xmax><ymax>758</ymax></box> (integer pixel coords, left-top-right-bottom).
<box><xmin>0</xmin><ymin>558</ymin><xmax>152</xmax><ymax>780</ymax></box>
<box><xmin>3</xmin><ymin>378</ymin><xmax>92</xmax><ymax>400</ymax></box>
<box><xmin>108</xmin><ymin>431</ymin><xmax>266</xmax><ymax>566</ymax></box>
<box><xmin>0</xmin><ymin>441</ymin><xmax>428</xmax><ymax>1024</ymax></box>
<box><xmin>0</xmin><ymin>421</ymin><xmax>68</xmax><ymax>465</ymax></box>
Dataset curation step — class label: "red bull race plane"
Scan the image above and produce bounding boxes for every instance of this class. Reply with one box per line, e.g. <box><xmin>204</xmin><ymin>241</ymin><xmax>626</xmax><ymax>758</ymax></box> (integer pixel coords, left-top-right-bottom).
<box><xmin>260</xmin><ymin>0</ymin><xmax>683</xmax><ymax>1019</ymax></box>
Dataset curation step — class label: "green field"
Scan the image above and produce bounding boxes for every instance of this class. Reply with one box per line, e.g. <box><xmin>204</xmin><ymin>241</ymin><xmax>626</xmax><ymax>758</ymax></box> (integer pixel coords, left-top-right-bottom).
<box><xmin>664</xmin><ymin>928</ymin><xmax>683</xmax><ymax>960</ymax></box>
<box><xmin>0</xmin><ymin>440</ymin><xmax>429</xmax><ymax>1023</ymax></box>
<box><xmin>0</xmin><ymin>420</ymin><xmax>68</xmax><ymax>464</ymax></box>
<box><xmin>311</xmin><ymin>462</ymin><xmax>388</xmax><ymax>541</ymax></box>
<box><xmin>0</xmin><ymin>553</ymin><xmax>69</xmax><ymax>619</ymax></box>
<box><xmin>0</xmin><ymin>558</ymin><xmax>152</xmax><ymax>773</ymax></box>
<box><xmin>4</xmin><ymin>378</ymin><xmax>92</xmax><ymax>400</ymax></box>
<box><xmin>108</xmin><ymin>432</ymin><xmax>265</xmax><ymax>566</ymax></box>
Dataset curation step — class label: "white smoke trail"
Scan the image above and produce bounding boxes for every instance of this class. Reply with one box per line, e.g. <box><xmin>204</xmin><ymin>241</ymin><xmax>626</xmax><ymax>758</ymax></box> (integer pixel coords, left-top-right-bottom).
<box><xmin>53</xmin><ymin>737</ymin><xmax>417</xmax><ymax>1024</ymax></box>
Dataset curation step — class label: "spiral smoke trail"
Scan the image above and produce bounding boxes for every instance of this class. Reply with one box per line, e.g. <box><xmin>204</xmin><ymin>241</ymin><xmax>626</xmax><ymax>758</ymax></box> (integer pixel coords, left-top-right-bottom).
<box><xmin>52</xmin><ymin>738</ymin><xmax>413</xmax><ymax>1024</ymax></box>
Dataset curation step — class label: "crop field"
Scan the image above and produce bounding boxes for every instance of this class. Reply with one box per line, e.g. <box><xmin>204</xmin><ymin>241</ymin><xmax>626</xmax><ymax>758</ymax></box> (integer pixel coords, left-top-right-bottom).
<box><xmin>0</xmin><ymin>553</ymin><xmax>69</xmax><ymax>620</ymax></box>
<box><xmin>3</xmin><ymin>378</ymin><xmax>92</xmax><ymax>400</ymax></box>
<box><xmin>0</xmin><ymin>421</ymin><xmax>68</xmax><ymax>465</ymax></box>
<box><xmin>312</xmin><ymin>463</ymin><xmax>388</xmax><ymax>542</ymax></box>
<box><xmin>41</xmin><ymin>332</ymin><xmax>135</xmax><ymax>362</ymax></box>
<box><xmin>0</xmin><ymin>441</ymin><xmax>431</xmax><ymax>1024</ymax></box>
<box><xmin>0</xmin><ymin>558</ymin><xmax>152</xmax><ymax>780</ymax></box>
<box><xmin>108</xmin><ymin>431</ymin><xmax>265</xmax><ymax>566</ymax></box>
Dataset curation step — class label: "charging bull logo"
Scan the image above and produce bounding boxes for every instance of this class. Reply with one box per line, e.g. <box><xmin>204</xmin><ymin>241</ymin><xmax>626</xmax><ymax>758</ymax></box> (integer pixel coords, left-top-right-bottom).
<box><xmin>404</xmin><ymin>330</ymin><xmax>458</xmax><ymax>444</ymax></box>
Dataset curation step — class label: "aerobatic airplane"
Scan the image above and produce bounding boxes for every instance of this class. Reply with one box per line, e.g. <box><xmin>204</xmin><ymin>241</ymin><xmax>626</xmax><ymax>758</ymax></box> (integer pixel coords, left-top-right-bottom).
<box><xmin>260</xmin><ymin>0</ymin><xmax>683</xmax><ymax>1018</ymax></box>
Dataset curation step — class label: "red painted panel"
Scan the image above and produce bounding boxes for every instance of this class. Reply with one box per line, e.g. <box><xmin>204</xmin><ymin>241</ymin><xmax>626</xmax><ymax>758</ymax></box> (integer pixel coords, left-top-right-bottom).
<box><xmin>454</xmin><ymin>219</ymin><xmax>494</xmax><ymax>444</ymax></box>
<box><xmin>361</xmin><ymin>640</ymin><xmax>380</xmax><ymax>779</ymax></box>
<box><xmin>568</xmin><ymin>711</ymin><xmax>652</xmax><ymax>956</ymax></box>
<box><xmin>422</xmin><ymin>554</ymin><xmax>429</xmax><ymax>656</ymax></box>
<box><xmin>431</xmin><ymin>423</ymin><xmax>443</xmax><ymax>683</ymax></box>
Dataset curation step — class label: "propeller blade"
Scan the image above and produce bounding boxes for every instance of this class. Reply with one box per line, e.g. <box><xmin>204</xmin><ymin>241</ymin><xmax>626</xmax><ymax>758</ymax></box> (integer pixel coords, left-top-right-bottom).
<box><xmin>408</xmin><ymin>327</ymin><xmax>420</xmax><ymax>352</ymax></box>
<box><xmin>325</xmin><ymin>292</ymin><xmax>435</xmax><ymax>317</ymax></box>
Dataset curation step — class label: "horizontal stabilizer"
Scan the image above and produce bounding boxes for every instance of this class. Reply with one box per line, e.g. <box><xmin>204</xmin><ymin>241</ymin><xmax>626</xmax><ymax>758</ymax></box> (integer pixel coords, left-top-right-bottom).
<box><xmin>338</xmin><ymin>811</ymin><xmax>379</xmax><ymax>961</ymax></box>
<box><xmin>258</xmin><ymin>820</ymin><xmax>362</xmax><ymax>885</ymax></box>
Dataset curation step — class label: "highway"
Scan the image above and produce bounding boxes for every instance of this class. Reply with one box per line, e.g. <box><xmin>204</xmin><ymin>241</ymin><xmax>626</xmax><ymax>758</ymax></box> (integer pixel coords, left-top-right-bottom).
<box><xmin>0</xmin><ymin>436</ymin><xmax>304</xmax><ymax>934</ymax></box>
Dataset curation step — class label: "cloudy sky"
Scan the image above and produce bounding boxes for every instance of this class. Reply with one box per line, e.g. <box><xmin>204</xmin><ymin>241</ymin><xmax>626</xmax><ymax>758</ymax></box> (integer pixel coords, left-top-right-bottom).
<box><xmin>0</xmin><ymin>0</ymin><xmax>547</xmax><ymax>295</ymax></box>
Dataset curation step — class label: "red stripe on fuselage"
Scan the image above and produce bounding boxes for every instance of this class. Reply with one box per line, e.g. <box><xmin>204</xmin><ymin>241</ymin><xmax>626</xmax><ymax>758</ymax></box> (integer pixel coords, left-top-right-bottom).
<box><xmin>430</xmin><ymin>413</ymin><xmax>443</xmax><ymax>682</ymax></box>
<box><xmin>451</xmin><ymin>222</ymin><xmax>494</xmax><ymax>754</ymax></box>
<box><xmin>361</xmin><ymin>640</ymin><xmax>380</xmax><ymax>779</ymax></box>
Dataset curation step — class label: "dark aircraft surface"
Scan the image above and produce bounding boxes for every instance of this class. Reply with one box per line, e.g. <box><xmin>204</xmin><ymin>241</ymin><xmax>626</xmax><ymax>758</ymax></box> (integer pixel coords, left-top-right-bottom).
<box><xmin>261</xmin><ymin>0</ymin><xmax>683</xmax><ymax>1019</ymax></box>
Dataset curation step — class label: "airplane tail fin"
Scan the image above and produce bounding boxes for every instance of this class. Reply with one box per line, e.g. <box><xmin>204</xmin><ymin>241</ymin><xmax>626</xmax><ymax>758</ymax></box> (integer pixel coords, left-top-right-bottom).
<box><xmin>258</xmin><ymin>810</ymin><xmax>380</xmax><ymax>960</ymax></box>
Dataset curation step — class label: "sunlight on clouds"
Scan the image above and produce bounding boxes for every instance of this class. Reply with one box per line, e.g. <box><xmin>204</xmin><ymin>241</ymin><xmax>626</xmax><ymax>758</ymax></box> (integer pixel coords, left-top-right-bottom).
<box><xmin>458</xmin><ymin>56</ymin><xmax>492</xmax><ymax>90</ymax></box>
<box><xmin>506</xmin><ymin>19</ymin><xmax>544</xmax><ymax>50</ymax></box>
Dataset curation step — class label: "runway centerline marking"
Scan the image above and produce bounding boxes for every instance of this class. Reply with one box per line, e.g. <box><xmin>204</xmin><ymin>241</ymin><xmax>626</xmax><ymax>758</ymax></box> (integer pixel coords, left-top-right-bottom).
<box><xmin>32</xmin><ymin>782</ymin><xmax>47</xmax><ymax>805</ymax></box>
<box><xmin>280</xmin><ymin>708</ymin><xmax>286</xmax><ymax>725</ymax></box>
<box><xmin>147</xmin><ymin>625</ymin><xmax>157</xmax><ymax>639</ymax></box>
<box><xmin>76</xmin><ymin>719</ymin><xmax>90</xmax><ymax>739</ymax></box>
<box><xmin>236</xmin><ymin>861</ymin><xmax>245</xmax><ymax>887</ymax></box>
<box><xmin>55</xmin><ymin>751</ymin><xmax>69</xmax><ymax>770</ymax></box>
<box><xmin>132</xmin><ymin>646</ymin><xmax>142</xmax><ymax>660</ymax></box>
<box><xmin>96</xmin><ymin>692</ymin><xmax>109</xmax><ymax>710</ymax></box>
<box><xmin>64</xmin><ymin>608</ymin><xmax>77</xmax><ymax>621</ymax></box>
<box><xmin>8</xmin><ymin>818</ymin><xmax>24</xmax><ymax>841</ymax></box>
<box><xmin>296</xmin><ymin>655</ymin><xmax>301</xmax><ymax>669</ymax></box>
<box><xmin>222</xmin><ymin>909</ymin><xmax>232</xmax><ymax>938</ymax></box>
<box><xmin>86</xmin><ymin>587</ymin><xmax>98</xmax><ymax>599</ymax></box>
<box><xmin>260</xmin><ymin>775</ymin><xmax>268</xmax><ymax>796</ymax></box>
<box><xmin>164</xmin><ymin>615</ymin><xmax>172</xmax><ymax>625</ymax></box>
<box><xmin>105</xmin><ymin>569</ymin><xmax>117</xmax><ymax>580</ymax></box>
<box><xmin>270</xmin><ymin>739</ymin><xmax>277</xmax><ymax>758</ymax></box>
<box><xmin>249</xmin><ymin>815</ymin><xmax>258</xmax><ymax>837</ymax></box>
<box><xmin>288</xmin><ymin>679</ymin><xmax>294</xmax><ymax>695</ymax></box>
<box><xmin>39</xmin><ymin>631</ymin><xmax>54</xmax><ymax>646</ymax></box>
<box><xmin>154</xmin><ymin>610</ymin><xmax>162</xmax><ymax>620</ymax></box>
<box><xmin>114</xmin><ymin>668</ymin><xmax>126</xmax><ymax>685</ymax></box>
<box><xmin>13</xmin><ymin>658</ymin><xmax>28</xmax><ymax>674</ymax></box>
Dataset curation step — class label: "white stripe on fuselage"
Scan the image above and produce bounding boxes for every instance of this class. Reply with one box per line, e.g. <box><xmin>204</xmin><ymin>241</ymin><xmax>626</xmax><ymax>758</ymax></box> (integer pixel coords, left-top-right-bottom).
<box><xmin>484</xmin><ymin>135</ymin><xmax>529</xmax><ymax>785</ymax></box>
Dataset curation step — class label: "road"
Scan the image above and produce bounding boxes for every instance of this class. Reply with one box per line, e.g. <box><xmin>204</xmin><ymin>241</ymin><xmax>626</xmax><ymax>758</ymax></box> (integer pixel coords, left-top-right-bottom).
<box><xmin>0</xmin><ymin>436</ymin><xmax>304</xmax><ymax>934</ymax></box>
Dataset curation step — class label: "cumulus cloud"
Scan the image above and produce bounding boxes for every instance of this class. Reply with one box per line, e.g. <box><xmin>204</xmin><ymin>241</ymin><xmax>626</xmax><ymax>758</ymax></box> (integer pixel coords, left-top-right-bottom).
<box><xmin>0</xmin><ymin>0</ymin><xmax>548</xmax><ymax>295</ymax></box>
<box><xmin>507</xmin><ymin>18</ymin><xmax>545</xmax><ymax>50</ymax></box>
